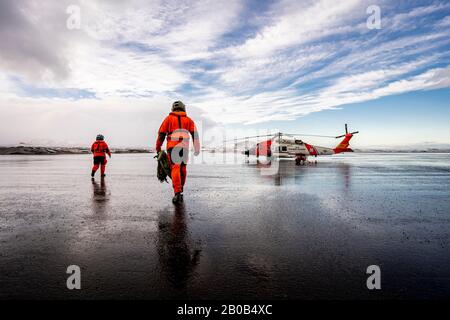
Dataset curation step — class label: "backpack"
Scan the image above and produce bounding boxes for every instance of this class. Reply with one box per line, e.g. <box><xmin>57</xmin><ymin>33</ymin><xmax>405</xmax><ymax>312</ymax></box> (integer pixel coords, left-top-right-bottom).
<box><xmin>155</xmin><ymin>150</ymin><xmax>171</xmax><ymax>183</ymax></box>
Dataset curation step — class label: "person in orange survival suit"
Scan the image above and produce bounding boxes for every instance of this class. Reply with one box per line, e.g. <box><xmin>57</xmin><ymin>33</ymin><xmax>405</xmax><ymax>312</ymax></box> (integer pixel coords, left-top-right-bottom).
<box><xmin>91</xmin><ymin>134</ymin><xmax>111</xmax><ymax>178</ymax></box>
<box><xmin>156</xmin><ymin>101</ymin><xmax>200</xmax><ymax>204</ymax></box>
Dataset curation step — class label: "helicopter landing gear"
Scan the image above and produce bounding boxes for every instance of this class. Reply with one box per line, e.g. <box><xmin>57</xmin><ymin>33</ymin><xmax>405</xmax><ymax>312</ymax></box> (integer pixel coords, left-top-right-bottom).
<box><xmin>295</xmin><ymin>155</ymin><xmax>307</xmax><ymax>166</ymax></box>
<box><xmin>244</xmin><ymin>150</ymin><xmax>250</xmax><ymax>163</ymax></box>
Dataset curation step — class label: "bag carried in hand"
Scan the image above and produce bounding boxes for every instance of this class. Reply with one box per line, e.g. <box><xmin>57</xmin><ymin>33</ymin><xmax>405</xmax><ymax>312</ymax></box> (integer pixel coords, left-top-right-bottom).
<box><xmin>155</xmin><ymin>150</ymin><xmax>171</xmax><ymax>183</ymax></box>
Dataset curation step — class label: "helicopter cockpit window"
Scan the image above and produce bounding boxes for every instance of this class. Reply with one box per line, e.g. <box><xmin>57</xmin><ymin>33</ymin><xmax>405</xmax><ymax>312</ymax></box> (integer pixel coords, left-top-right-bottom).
<box><xmin>295</xmin><ymin>140</ymin><xmax>303</xmax><ymax>145</ymax></box>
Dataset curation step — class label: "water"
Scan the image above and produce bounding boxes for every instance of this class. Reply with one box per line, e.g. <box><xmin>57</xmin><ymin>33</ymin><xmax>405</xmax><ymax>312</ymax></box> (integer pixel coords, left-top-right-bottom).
<box><xmin>0</xmin><ymin>153</ymin><xmax>449</xmax><ymax>299</ymax></box>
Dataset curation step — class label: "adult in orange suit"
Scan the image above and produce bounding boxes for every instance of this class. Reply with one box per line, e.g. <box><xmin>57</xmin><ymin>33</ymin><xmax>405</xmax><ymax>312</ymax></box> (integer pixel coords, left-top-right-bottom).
<box><xmin>156</xmin><ymin>101</ymin><xmax>200</xmax><ymax>204</ymax></box>
<box><xmin>91</xmin><ymin>134</ymin><xmax>111</xmax><ymax>178</ymax></box>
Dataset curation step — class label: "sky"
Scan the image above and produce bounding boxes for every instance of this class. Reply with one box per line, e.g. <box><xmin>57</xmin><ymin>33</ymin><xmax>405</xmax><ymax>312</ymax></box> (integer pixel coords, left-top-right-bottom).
<box><xmin>0</xmin><ymin>0</ymin><xmax>449</xmax><ymax>148</ymax></box>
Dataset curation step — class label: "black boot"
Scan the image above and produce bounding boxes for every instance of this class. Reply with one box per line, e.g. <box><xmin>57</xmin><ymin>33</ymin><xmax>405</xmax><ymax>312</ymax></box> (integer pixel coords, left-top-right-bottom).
<box><xmin>172</xmin><ymin>193</ymin><xmax>183</xmax><ymax>204</ymax></box>
<box><xmin>91</xmin><ymin>170</ymin><xmax>95</xmax><ymax>177</ymax></box>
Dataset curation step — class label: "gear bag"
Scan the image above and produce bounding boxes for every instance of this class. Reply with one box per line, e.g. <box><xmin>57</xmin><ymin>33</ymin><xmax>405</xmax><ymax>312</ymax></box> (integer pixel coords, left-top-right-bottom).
<box><xmin>155</xmin><ymin>150</ymin><xmax>171</xmax><ymax>183</ymax></box>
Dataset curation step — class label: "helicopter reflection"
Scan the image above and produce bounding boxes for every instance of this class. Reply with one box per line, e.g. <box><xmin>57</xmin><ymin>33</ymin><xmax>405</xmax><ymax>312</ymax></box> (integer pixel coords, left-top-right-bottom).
<box><xmin>338</xmin><ymin>162</ymin><xmax>351</xmax><ymax>190</ymax></box>
<box><xmin>250</xmin><ymin>159</ymin><xmax>352</xmax><ymax>188</ymax></box>
<box><xmin>157</xmin><ymin>203</ymin><xmax>201</xmax><ymax>291</ymax></box>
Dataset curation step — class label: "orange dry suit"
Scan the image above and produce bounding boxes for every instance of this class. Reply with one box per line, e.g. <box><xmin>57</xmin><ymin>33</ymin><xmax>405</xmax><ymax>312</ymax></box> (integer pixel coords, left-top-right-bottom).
<box><xmin>156</xmin><ymin>111</ymin><xmax>200</xmax><ymax>194</ymax></box>
<box><xmin>91</xmin><ymin>140</ymin><xmax>111</xmax><ymax>176</ymax></box>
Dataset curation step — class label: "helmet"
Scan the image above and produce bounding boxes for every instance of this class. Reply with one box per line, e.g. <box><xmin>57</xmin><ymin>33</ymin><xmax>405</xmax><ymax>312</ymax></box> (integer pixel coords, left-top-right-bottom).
<box><xmin>171</xmin><ymin>100</ymin><xmax>186</xmax><ymax>112</ymax></box>
<box><xmin>96</xmin><ymin>134</ymin><xmax>104</xmax><ymax>141</ymax></box>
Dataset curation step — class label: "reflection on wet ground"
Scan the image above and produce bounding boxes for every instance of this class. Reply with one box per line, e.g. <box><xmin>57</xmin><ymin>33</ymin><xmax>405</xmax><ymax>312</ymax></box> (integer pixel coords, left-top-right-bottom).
<box><xmin>157</xmin><ymin>203</ymin><xmax>201</xmax><ymax>293</ymax></box>
<box><xmin>0</xmin><ymin>153</ymin><xmax>450</xmax><ymax>299</ymax></box>
<box><xmin>91</xmin><ymin>177</ymin><xmax>110</xmax><ymax>217</ymax></box>
<box><xmin>92</xmin><ymin>177</ymin><xmax>107</xmax><ymax>199</ymax></box>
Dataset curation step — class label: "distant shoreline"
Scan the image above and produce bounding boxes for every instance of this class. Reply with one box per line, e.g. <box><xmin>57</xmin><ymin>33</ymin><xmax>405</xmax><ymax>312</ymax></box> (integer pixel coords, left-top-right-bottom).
<box><xmin>353</xmin><ymin>149</ymin><xmax>450</xmax><ymax>154</ymax></box>
<box><xmin>0</xmin><ymin>146</ymin><xmax>449</xmax><ymax>155</ymax></box>
<box><xmin>0</xmin><ymin>146</ymin><xmax>152</xmax><ymax>155</ymax></box>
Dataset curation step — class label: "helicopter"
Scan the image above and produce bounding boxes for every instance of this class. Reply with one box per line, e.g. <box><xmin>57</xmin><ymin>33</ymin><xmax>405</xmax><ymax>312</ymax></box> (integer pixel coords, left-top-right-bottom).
<box><xmin>225</xmin><ymin>124</ymin><xmax>359</xmax><ymax>165</ymax></box>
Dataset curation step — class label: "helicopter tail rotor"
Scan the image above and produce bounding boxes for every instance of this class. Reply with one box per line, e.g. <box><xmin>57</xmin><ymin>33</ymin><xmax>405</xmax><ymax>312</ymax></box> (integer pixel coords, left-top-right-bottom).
<box><xmin>335</xmin><ymin>124</ymin><xmax>359</xmax><ymax>138</ymax></box>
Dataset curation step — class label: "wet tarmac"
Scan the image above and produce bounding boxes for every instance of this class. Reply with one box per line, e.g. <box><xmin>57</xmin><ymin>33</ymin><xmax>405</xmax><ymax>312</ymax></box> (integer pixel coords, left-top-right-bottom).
<box><xmin>0</xmin><ymin>153</ymin><xmax>449</xmax><ymax>299</ymax></box>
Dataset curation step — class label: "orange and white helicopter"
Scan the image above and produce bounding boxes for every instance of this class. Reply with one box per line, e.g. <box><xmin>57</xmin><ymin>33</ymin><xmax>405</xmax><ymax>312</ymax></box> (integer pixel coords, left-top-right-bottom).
<box><xmin>227</xmin><ymin>124</ymin><xmax>359</xmax><ymax>165</ymax></box>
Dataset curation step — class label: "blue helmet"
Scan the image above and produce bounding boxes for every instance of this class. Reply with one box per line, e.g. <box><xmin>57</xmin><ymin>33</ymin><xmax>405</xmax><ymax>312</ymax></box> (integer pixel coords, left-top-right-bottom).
<box><xmin>96</xmin><ymin>134</ymin><xmax>104</xmax><ymax>141</ymax></box>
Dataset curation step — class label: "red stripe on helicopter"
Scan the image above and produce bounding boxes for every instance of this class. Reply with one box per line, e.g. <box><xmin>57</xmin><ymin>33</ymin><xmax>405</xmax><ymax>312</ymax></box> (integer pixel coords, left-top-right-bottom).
<box><xmin>304</xmin><ymin>143</ymin><xmax>317</xmax><ymax>156</ymax></box>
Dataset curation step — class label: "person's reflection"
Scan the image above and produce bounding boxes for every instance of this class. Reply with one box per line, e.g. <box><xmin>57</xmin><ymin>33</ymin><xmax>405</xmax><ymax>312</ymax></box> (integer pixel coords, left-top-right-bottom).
<box><xmin>273</xmin><ymin>172</ymin><xmax>282</xmax><ymax>186</ymax></box>
<box><xmin>157</xmin><ymin>203</ymin><xmax>201</xmax><ymax>291</ymax></box>
<box><xmin>91</xmin><ymin>177</ymin><xmax>109</xmax><ymax>216</ymax></box>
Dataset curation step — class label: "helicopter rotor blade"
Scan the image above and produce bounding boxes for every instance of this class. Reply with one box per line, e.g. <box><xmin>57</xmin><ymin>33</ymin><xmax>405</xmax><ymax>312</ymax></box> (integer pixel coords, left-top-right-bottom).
<box><xmin>283</xmin><ymin>133</ymin><xmax>336</xmax><ymax>138</ymax></box>
<box><xmin>335</xmin><ymin>131</ymin><xmax>359</xmax><ymax>139</ymax></box>
<box><xmin>223</xmin><ymin>128</ymin><xmax>357</xmax><ymax>143</ymax></box>
<box><xmin>222</xmin><ymin>133</ymin><xmax>278</xmax><ymax>143</ymax></box>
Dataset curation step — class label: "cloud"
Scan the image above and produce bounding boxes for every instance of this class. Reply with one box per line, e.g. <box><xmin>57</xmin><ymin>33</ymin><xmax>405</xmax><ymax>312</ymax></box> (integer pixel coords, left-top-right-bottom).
<box><xmin>226</xmin><ymin>0</ymin><xmax>365</xmax><ymax>59</ymax></box>
<box><xmin>0</xmin><ymin>0</ymin><xmax>245</xmax><ymax>94</ymax></box>
<box><xmin>191</xmin><ymin>61</ymin><xmax>450</xmax><ymax>126</ymax></box>
<box><xmin>0</xmin><ymin>0</ymin><xmax>449</xmax><ymax>146</ymax></box>
<box><xmin>65</xmin><ymin>41</ymin><xmax>188</xmax><ymax>96</ymax></box>
<box><xmin>389</xmin><ymin>2</ymin><xmax>450</xmax><ymax>29</ymax></box>
<box><xmin>0</xmin><ymin>0</ymin><xmax>72</xmax><ymax>82</ymax></box>
<box><xmin>437</xmin><ymin>15</ymin><xmax>450</xmax><ymax>27</ymax></box>
<box><xmin>0</xmin><ymin>94</ymin><xmax>214</xmax><ymax>147</ymax></box>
